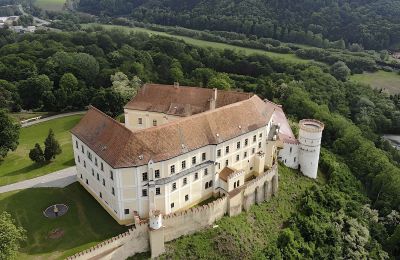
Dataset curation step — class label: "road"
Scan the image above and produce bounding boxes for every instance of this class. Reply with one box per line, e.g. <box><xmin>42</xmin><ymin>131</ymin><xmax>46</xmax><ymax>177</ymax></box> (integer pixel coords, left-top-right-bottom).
<box><xmin>21</xmin><ymin>111</ymin><xmax>85</xmax><ymax>128</ymax></box>
<box><xmin>0</xmin><ymin>166</ymin><xmax>77</xmax><ymax>194</ymax></box>
<box><xmin>17</xmin><ymin>4</ymin><xmax>50</xmax><ymax>26</ymax></box>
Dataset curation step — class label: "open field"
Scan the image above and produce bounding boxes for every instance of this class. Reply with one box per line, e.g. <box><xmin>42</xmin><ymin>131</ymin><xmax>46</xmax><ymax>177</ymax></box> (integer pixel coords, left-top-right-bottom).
<box><xmin>351</xmin><ymin>70</ymin><xmax>400</xmax><ymax>94</ymax></box>
<box><xmin>162</xmin><ymin>165</ymin><xmax>320</xmax><ymax>258</ymax></box>
<box><xmin>0</xmin><ymin>183</ymin><xmax>127</xmax><ymax>259</ymax></box>
<box><xmin>82</xmin><ymin>24</ymin><xmax>314</xmax><ymax>64</ymax></box>
<box><xmin>0</xmin><ymin>115</ymin><xmax>82</xmax><ymax>186</ymax></box>
<box><xmin>34</xmin><ymin>0</ymin><xmax>65</xmax><ymax>11</ymax></box>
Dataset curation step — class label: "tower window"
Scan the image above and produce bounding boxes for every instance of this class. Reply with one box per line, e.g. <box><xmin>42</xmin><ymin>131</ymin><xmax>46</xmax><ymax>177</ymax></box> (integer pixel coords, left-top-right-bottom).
<box><xmin>290</xmin><ymin>147</ymin><xmax>293</xmax><ymax>153</ymax></box>
<box><xmin>83</xmin><ymin>161</ymin><xmax>86</xmax><ymax>168</ymax></box>
<box><xmin>97</xmin><ymin>173</ymin><xmax>99</xmax><ymax>181</ymax></box>
<box><xmin>86</xmin><ymin>179</ymin><xmax>88</xmax><ymax>185</ymax></box>
<box><xmin>99</xmin><ymin>192</ymin><xmax>102</xmax><ymax>198</ymax></box>
<box><xmin>102</xmin><ymin>179</ymin><xmax>105</xmax><ymax>186</ymax></box>
<box><xmin>92</xmin><ymin>169</ymin><xmax>94</xmax><ymax>176</ymax></box>
<box><xmin>112</xmin><ymin>187</ymin><xmax>115</xmax><ymax>195</ymax></box>
<box><xmin>155</xmin><ymin>170</ymin><xmax>160</xmax><ymax>178</ymax></box>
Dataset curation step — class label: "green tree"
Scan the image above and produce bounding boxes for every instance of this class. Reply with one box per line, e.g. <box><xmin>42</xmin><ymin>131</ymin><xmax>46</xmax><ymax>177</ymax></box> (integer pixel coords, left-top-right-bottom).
<box><xmin>59</xmin><ymin>73</ymin><xmax>78</xmax><ymax>94</ymax></box>
<box><xmin>17</xmin><ymin>75</ymin><xmax>53</xmax><ymax>109</ymax></box>
<box><xmin>208</xmin><ymin>73</ymin><xmax>234</xmax><ymax>90</ymax></box>
<box><xmin>44</xmin><ymin>129</ymin><xmax>62</xmax><ymax>161</ymax></box>
<box><xmin>169</xmin><ymin>59</ymin><xmax>184</xmax><ymax>83</ymax></box>
<box><xmin>330</xmin><ymin>61</ymin><xmax>351</xmax><ymax>81</ymax></box>
<box><xmin>0</xmin><ymin>211</ymin><xmax>26</xmax><ymax>260</ymax></box>
<box><xmin>110</xmin><ymin>72</ymin><xmax>141</xmax><ymax>102</ymax></box>
<box><xmin>0</xmin><ymin>110</ymin><xmax>20</xmax><ymax>160</ymax></box>
<box><xmin>29</xmin><ymin>143</ymin><xmax>45</xmax><ymax>164</ymax></box>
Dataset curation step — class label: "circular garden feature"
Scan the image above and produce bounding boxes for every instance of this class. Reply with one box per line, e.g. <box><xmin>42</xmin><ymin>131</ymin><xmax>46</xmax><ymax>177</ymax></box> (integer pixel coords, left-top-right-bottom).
<box><xmin>43</xmin><ymin>204</ymin><xmax>68</xmax><ymax>218</ymax></box>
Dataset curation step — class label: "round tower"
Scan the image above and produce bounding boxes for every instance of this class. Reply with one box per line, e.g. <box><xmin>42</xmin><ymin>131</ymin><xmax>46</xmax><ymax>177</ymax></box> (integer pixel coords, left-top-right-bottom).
<box><xmin>149</xmin><ymin>210</ymin><xmax>162</xmax><ymax>230</ymax></box>
<box><xmin>298</xmin><ymin>119</ymin><xmax>324</xmax><ymax>179</ymax></box>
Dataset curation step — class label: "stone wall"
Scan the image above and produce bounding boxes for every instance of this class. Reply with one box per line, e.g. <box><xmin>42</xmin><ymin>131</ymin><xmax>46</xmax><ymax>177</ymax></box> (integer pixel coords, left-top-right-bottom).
<box><xmin>67</xmin><ymin>165</ymin><xmax>278</xmax><ymax>259</ymax></box>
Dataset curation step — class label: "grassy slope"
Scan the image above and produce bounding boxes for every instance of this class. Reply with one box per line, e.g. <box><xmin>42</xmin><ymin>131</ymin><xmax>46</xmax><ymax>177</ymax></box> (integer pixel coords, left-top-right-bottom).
<box><xmin>34</xmin><ymin>0</ymin><xmax>65</xmax><ymax>11</ymax></box>
<box><xmin>82</xmin><ymin>24</ymin><xmax>312</xmax><ymax>64</ymax></box>
<box><xmin>157</xmin><ymin>165</ymin><xmax>321</xmax><ymax>259</ymax></box>
<box><xmin>351</xmin><ymin>70</ymin><xmax>400</xmax><ymax>94</ymax></box>
<box><xmin>0</xmin><ymin>183</ymin><xmax>127</xmax><ymax>259</ymax></box>
<box><xmin>0</xmin><ymin>115</ymin><xmax>82</xmax><ymax>186</ymax></box>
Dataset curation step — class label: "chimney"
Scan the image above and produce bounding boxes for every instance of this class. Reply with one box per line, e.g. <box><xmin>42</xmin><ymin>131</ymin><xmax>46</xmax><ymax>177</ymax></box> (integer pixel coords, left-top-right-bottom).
<box><xmin>209</xmin><ymin>88</ymin><xmax>218</xmax><ymax>110</ymax></box>
<box><xmin>174</xmin><ymin>82</ymin><xmax>179</xmax><ymax>88</ymax></box>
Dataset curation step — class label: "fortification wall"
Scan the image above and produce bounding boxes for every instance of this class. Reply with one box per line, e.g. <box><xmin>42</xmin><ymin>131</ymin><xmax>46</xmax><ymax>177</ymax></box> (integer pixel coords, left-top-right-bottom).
<box><xmin>67</xmin><ymin>165</ymin><xmax>278</xmax><ymax>260</ymax></box>
<box><xmin>163</xmin><ymin>196</ymin><xmax>228</xmax><ymax>242</ymax></box>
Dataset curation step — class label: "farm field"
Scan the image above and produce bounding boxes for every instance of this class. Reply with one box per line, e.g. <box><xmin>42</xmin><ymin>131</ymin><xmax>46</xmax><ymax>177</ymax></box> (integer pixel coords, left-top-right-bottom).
<box><xmin>351</xmin><ymin>70</ymin><xmax>400</xmax><ymax>94</ymax></box>
<box><xmin>0</xmin><ymin>115</ymin><xmax>83</xmax><ymax>186</ymax></box>
<box><xmin>0</xmin><ymin>183</ymin><xmax>127</xmax><ymax>259</ymax></box>
<box><xmin>82</xmin><ymin>23</ymin><xmax>314</xmax><ymax>64</ymax></box>
<box><xmin>34</xmin><ymin>0</ymin><xmax>65</xmax><ymax>11</ymax></box>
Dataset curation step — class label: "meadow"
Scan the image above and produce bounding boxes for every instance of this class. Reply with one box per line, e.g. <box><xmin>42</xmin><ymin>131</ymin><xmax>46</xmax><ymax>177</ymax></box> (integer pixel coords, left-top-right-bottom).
<box><xmin>0</xmin><ymin>115</ymin><xmax>82</xmax><ymax>186</ymax></box>
<box><xmin>351</xmin><ymin>70</ymin><xmax>400</xmax><ymax>94</ymax></box>
<box><xmin>34</xmin><ymin>0</ymin><xmax>65</xmax><ymax>11</ymax></box>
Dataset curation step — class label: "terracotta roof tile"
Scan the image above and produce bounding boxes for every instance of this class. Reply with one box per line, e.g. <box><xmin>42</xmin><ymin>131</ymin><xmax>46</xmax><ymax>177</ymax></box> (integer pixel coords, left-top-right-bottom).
<box><xmin>72</xmin><ymin>95</ymin><xmax>274</xmax><ymax>168</ymax></box>
<box><xmin>124</xmin><ymin>84</ymin><xmax>253</xmax><ymax>116</ymax></box>
<box><xmin>219</xmin><ymin>167</ymin><xmax>235</xmax><ymax>182</ymax></box>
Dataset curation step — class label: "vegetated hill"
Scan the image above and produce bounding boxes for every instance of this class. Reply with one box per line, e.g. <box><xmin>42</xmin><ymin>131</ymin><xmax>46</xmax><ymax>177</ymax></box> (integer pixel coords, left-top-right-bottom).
<box><xmin>77</xmin><ymin>0</ymin><xmax>400</xmax><ymax>50</ymax></box>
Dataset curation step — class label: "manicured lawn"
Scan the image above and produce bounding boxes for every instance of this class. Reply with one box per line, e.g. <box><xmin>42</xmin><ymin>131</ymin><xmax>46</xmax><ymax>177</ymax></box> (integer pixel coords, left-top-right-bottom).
<box><xmin>351</xmin><ymin>70</ymin><xmax>400</xmax><ymax>94</ymax></box>
<box><xmin>82</xmin><ymin>24</ymin><xmax>313</xmax><ymax>64</ymax></box>
<box><xmin>0</xmin><ymin>183</ymin><xmax>127</xmax><ymax>259</ymax></box>
<box><xmin>34</xmin><ymin>0</ymin><xmax>65</xmax><ymax>11</ymax></box>
<box><xmin>162</xmin><ymin>165</ymin><xmax>320</xmax><ymax>259</ymax></box>
<box><xmin>0</xmin><ymin>115</ymin><xmax>83</xmax><ymax>186</ymax></box>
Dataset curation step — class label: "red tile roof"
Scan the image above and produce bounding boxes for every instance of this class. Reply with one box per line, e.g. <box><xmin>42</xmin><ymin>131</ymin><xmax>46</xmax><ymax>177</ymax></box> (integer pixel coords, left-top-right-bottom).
<box><xmin>72</xmin><ymin>95</ymin><xmax>274</xmax><ymax>168</ymax></box>
<box><xmin>219</xmin><ymin>167</ymin><xmax>235</xmax><ymax>182</ymax></box>
<box><xmin>124</xmin><ymin>84</ymin><xmax>253</xmax><ymax>117</ymax></box>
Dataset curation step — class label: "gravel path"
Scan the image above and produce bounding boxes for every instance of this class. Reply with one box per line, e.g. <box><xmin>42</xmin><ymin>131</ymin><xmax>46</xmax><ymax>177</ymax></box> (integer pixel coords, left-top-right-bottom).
<box><xmin>21</xmin><ymin>111</ymin><xmax>85</xmax><ymax>128</ymax></box>
<box><xmin>0</xmin><ymin>166</ymin><xmax>77</xmax><ymax>194</ymax></box>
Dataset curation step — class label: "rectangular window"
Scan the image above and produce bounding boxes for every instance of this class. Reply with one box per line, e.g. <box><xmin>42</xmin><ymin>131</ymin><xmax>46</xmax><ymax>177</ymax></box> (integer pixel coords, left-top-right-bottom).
<box><xmin>194</xmin><ymin>172</ymin><xmax>198</xmax><ymax>180</ymax></box>
<box><xmin>153</xmin><ymin>120</ymin><xmax>157</xmax><ymax>126</ymax></box>
<box><xmin>170</xmin><ymin>165</ymin><xmax>175</xmax><ymax>174</ymax></box>
<box><xmin>81</xmin><ymin>145</ymin><xmax>84</xmax><ymax>153</ymax></box>
<box><xmin>124</xmin><ymin>209</ymin><xmax>129</xmax><ymax>215</ymax></box>
<box><xmin>99</xmin><ymin>192</ymin><xmax>102</xmax><ymax>198</ymax></box>
<box><xmin>245</xmin><ymin>138</ymin><xmax>248</xmax><ymax>146</ymax></box>
<box><xmin>155</xmin><ymin>170</ymin><xmax>160</xmax><ymax>178</ymax></box>
<box><xmin>110</xmin><ymin>170</ymin><xmax>114</xmax><ymax>180</ymax></box>
<box><xmin>217</xmin><ymin>149</ymin><xmax>221</xmax><ymax>157</ymax></box>
<box><xmin>236</xmin><ymin>154</ymin><xmax>240</xmax><ymax>161</ymax></box>
<box><xmin>171</xmin><ymin>203</ymin><xmax>175</xmax><ymax>208</ymax></box>
<box><xmin>87</xmin><ymin>151</ymin><xmax>92</xmax><ymax>161</ymax></box>
<box><xmin>142</xmin><ymin>172</ymin><xmax>148</xmax><ymax>181</ymax></box>
<box><xmin>181</xmin><ymin>160</ymin><xmax>186</xmax><ymax>169</ymax></box>
<box><xmin>252</xmin><ymin>148</ymin><xmax>256</xmax><ymax>154</ymax></box>
<box><xmin>95</xmin><ymin>158</ymin><xmax>98</xmax><ymax>166</ymax></box>
<box><xmin>258</xmin><ymin>142</ymin><xmax>262</xmax><ymax>149</ymax></box>
<box><xmin>142</xmin><ymin>189</ymin><xmax>148</xmax><ymax>197</ymax></box>
<box><xmin>183</xmin><ymin>177</ymin><xmax>187</xmax><ymax>185</ymax></box>
<box><xmin>192</xmin><ymin>156</ymin><xmax>196</xmax><ymax>165</ymax></box>
<box><xmin>290</xmin><ymin>147</ymin><xmax>293</xmax><ymax>153</ymax></box>
<box><xmin>97</xmin><ymin>173</ymin><xmax>99</xmax><ymax>181</ymax></box>
<box><xmin>80</xmin><ymin>174</ymin><xmax>82</xmax><ymax>179</ymax></box>
<box><xmin>156</xmin><ymin>187</ymin><xmax>160</xmax><ymax>195</ymax></box>
<box><xmin>101</xmin><ymin>162</ymin><xmax>104</xmax><ymax>171</ymax></box>
<box><xmin>138</xmin><ymin>118</ymin><xmax>142</xmax><ymax>125</ymax></box>
<box><xmin>253</xmin><ymin>135</ymin><xmax>256</xmax><ymax>143</ymax></box>
<box><xmin>204</xmin><ymin>168</ymin><xmax>208</xmax><ymax>176</ymax></box>
<box><xmin>225</xmin><ymin>146</ymin><xmax>230</xmax><ymax>154</ymax></box>
<box><xmin>75</xmin><ymin>140</ymin><xmax>78</xmax><ymax>148</ymax></box>
<box><xmin>244</xmin><ymin>151</ymin><xmax>247</xmax><ymax>158</ymax></box>
<box><xmin>237</xmin><ymin>141</ymin><xmax>240</xmax><ymax>149</ymax></box>
<box><xmin>259</xmin><ymin>133</ymin><xmax>262</xmax><ymax>138</ymax></box>
<box><xmin>202</xmin><ymin>152</ymin><xmax>206</xmax><ymax>161</ymax></box>
<box><xmin>112</xmin><ymin>187</ymin><xmax>115</xmax><ymax>195</ymax></box>
<box><xmin>86</xmin><ymin>179</ymin><xmax>88</xmax><ymax>185</ymax></box>
<box><xmin>225</xmin><ymin>160</ymin><xmax>228</xmax><ymax>166</ymax></box>
<box><xmin>294</xmin><ymin>157</ymin><xmax>297</xmax><ymax>162</ymax></box>
<box><xmin>78</xmin><ymin>156</ymin><xmax>80</xmax><ymax>163</ymax></box>
<box><xmin>92</xmin><ymin>169</ymin><xmax>94</xmax><ymax>176</ymax></box>
<box><xmin>185</xmin><ymin>194</ymin><xmax>189</xmax><ymax>201</ymax></box>
<box><xmin>172</xmin><ymin>182</ymin><xmax>177</xmax><ymax>191</ymax></box>
<box><xmin>83</xmin><ymin>161</ymin><xmax>86</xmax><ymax>168</ymax></box>
<box><xmin>102</xmin><ymin>179</ymin><xmax>105</xmax><ymax>186</ymax></box>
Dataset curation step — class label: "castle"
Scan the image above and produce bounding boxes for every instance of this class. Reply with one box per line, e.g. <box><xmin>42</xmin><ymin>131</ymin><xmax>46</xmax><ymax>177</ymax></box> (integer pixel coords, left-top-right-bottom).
<box><xmin>71</xmin><ymin>83</ymin><xmax>324</xmax><ymax>225</ymax></box>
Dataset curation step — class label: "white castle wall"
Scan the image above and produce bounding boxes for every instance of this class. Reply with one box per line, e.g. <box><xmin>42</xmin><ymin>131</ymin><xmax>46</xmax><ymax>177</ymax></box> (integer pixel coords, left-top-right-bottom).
<box><xmin>298</xmin><ymin>119</ymin><xmax>324</xmax><ymax>179</ymax></box>
<box><xmin>278</xmin><ymin>143</ymin><xmax>299</xmax><ymax>169</ymax></box>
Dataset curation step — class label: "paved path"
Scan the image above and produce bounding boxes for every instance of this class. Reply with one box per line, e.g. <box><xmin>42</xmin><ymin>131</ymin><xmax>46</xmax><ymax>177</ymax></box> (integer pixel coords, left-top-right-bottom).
<box><xmin>21</xmin><ymin>111</ymin><xmax>85</xmax><ymax>128</ymax></box>
<box><xmin>0</xmin><ymin>167</ymin><xmax>77</xmax><ymax>194</ymax></box>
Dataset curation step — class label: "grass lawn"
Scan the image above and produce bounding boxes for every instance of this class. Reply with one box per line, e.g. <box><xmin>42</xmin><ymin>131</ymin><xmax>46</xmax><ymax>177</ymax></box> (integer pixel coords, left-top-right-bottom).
<box><xmin>34</xmin><ymin>0</ymin><xmax>65</xmax><ymax>11</ymax></box>
<box><xmin>0</xmin><ymin>183</ymin><xmax>127</xmax><ymax>259</ymax></box>
<box><xmin>161</xmin><ymin>165</ymin><xmax>320</xmax><ymax>259</ymax></box>
<box><xmin>350</xmin><ymin>70</ymin><xmax>400</xmax><ymax>94</ymax></box>
<box><xmin>0</xmin><ymin>115</ymin><xmax>82</xmax><ymax>186</ymax></box>
<box><xmin>82</xmin><ymin>24</ymin><xmax>313</xmax><ymax>64</ymax></box>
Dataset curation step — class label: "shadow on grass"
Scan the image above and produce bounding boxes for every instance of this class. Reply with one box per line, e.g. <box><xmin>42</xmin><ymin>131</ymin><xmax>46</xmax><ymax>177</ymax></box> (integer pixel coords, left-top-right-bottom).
<box><xmin>3</xmin><ymin>163</ymin><xmax>43</xmax><ymax>178</ymax></box>
<box><xmin>0</xmin><ymin>183</ymin><xmax>127</xmax><ymax>257</ymax></box>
